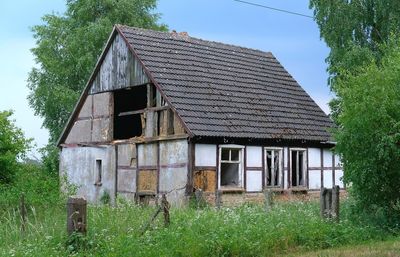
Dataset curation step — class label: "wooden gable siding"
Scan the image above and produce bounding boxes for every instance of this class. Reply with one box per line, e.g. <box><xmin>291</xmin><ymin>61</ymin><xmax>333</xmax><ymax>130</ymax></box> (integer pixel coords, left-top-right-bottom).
<box><xmin>89</xmin><ymin>33</ymin><xmax>149</xmax><ymax>94</ymax></box>
<box><xmin>65</xmin><ymin>92</ymin><xmax>113</xmax><ymax>144</ymax></box>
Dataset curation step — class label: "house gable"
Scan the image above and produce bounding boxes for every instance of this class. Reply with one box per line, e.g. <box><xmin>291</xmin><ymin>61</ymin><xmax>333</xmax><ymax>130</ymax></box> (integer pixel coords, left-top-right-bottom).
<box><xmin>89</xmin><ymin>33</ymin><xmax>150</xmax><ymax>94</ymax></box>
<box><xmin>61</xmin><ymin>29</ymin><xmax>187</xmax><ymax>145</ymax></box>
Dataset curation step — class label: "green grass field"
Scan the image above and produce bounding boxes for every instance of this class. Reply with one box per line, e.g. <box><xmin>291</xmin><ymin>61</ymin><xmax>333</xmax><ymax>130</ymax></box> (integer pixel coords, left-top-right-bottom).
<box><xmin>0</xmin><ymin>199</ymin><xmax>397</xmax><ymax>257</ymax></box>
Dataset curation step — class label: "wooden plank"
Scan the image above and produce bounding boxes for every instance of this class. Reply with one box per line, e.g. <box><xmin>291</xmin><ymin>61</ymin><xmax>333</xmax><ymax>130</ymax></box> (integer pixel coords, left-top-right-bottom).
<box><xmin>118</xmin><ymin>106</ymin><xmax>169</xmax><ymax>117</ymax></box>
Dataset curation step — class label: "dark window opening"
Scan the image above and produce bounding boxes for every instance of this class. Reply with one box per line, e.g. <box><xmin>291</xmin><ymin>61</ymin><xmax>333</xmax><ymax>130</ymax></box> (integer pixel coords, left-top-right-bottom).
<box><xmin>291</xmin><ymin>150</ymin><xmax>305</xmax><ymax>187</ymax></box>
<box><xmin>114</xmin><ymin>85</ymin><xmax>147</xmax><ymax>139</ymax></box>
<box><xmin>221</xmin><ymin>163</ymin><xmax>239</xmax><ymax>186</ymax></box>
<box><xmin>95</xmin><ymin>159</ymin><xmax>102</xmax><ymax>186</ymax></box>
<box><xmin>220</xmin><ymin>148</ymin><xmax>242</xmax><ymax>188</ymax></box>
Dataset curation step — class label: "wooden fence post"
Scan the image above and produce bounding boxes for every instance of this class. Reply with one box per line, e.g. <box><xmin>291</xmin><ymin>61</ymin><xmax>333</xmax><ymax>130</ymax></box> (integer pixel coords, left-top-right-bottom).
<box><xmin>67</xmin><ymin>196</ymin><xmax>87</xmax><ymax>235</ymax></box>
<box><xmin>20</xmin><ymin>193</ymin><xmax>26</xmax><ymax>233</ymax></box>
<box><xmin>161</xmin><ymin>194</ymin><xmax>170</xmax><ymax>227</ymax></box>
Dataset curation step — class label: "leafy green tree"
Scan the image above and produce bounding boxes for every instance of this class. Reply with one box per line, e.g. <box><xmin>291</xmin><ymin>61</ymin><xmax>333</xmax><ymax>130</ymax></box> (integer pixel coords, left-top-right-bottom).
<box><xmin>310</xmin><ymin>1</ymin><xmax>400</xmax><ymax>121</ymax></box>
<box><xmin>310</xmin><ymin>0</ymin><xmax>400</xmax><ymax>81</ymax></box>
<box><xmin>334</xmin><ymin>41</ymin><xmax>400</xmax><ymax>225</ymax></box>
<box><xmin>28</xmin><ymin>0</ymin><xmax>167</xmax><ymax>143</ymax></box>
<box><xmin>0</xmin><ymin>111</ymin><xmax>31</xmax><ymax>183</ymax></box>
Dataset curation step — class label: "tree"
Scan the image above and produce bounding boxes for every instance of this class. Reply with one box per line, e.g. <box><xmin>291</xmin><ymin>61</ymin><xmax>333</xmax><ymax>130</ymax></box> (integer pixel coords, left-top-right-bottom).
<box><xmin>310</xmin><ymin>0</ymin><xmax>400</xmax><ymax>82</ymax></box>
<box><xmin>0</xmin><ymin>111</ymin><xmax>31</xmax><ymax>184</ymax></box>
<box><xmin>28</xmin><ymin>0</ymin><xmax>167</xmax><ymax>143</ymax></box>
<box><xmin>334</xmin><ymin>42</ymin><xmax>400</xmax><ymax>224</ymax></box>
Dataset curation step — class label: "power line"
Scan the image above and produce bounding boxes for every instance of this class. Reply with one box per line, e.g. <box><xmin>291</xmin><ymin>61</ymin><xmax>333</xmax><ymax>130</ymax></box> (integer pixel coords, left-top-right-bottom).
<box><xmin>233</xmin><ymin>0</ymin><xmax>314</xmax><ymax>19</ymax></box>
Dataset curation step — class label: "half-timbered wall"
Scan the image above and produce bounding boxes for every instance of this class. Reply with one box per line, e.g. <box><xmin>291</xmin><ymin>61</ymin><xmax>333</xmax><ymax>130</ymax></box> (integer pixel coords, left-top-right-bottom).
<box><xmin>193</xmin><ymin>144</ymin><xmax>343</xmax><ymax>193</ymax></box>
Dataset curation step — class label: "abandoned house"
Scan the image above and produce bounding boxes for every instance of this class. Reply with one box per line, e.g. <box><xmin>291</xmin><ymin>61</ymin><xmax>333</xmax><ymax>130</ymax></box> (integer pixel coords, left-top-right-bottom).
<box><xmin>58</xmin><ymin>25</ymin><xmax>343</xmax><ymax>206</ymax></box>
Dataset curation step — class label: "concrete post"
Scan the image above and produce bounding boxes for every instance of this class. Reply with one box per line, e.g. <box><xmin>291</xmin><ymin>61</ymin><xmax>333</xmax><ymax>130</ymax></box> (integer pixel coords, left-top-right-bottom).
<box><xmin>67</xmin><ymin>196</ymin><xmax>87</xmax><ymax>235</ymax></box>
<box><xmin>263</xmin><ymin>189</ymin><xmax>273</xmax><ymax>212</ymax></box>
<box><xmin>215</xmin><ymin>190</ymin><xmax>222</xmax><ymax>209</ymax></box>
<box><xmin>332</xmin><ymin>185</ymin><xmax>340</xmax><ymax>222</ymax></box>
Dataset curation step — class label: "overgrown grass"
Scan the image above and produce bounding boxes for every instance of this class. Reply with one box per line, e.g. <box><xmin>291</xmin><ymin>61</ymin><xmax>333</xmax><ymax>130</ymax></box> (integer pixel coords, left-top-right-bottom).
<box><xmin>0</xmin><ymin>200</ymin><xmax>397</xmax><ymax>257</ymax></box>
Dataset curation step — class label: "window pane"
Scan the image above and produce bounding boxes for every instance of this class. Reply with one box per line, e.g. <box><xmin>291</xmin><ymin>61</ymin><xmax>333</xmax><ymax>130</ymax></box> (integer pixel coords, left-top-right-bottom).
<box><xmin>221</xmin><ymin>163</ymin><xmax>239</xmax><ymax>186</ymax></box>
<box><xmin>273</xmin><ymin>151</ymin><xmax>280</xmax><ymax>186</ymax></box>
<box><xmin>230</xmin><ymin>149</ymin><xmax>239</xmax><ymax>161</ymax></box>
<box><xmin>266</xmin><ymin>151</ymin><xmax>272</xmax><ymax>186</ymax></box>
<box><xmin>291</xmin><ymin>151</ymin><xmax>298</xmax><ymax>187</ymax></box>
<box><xmin>221</xmin><ymin>149</ymin><xmax>230</xmax><ymax>161</ymax></box>
<box><xmin>299</xmin><ymin>151</ymin><xmax>304</xmax><ymax>186</ymax></box>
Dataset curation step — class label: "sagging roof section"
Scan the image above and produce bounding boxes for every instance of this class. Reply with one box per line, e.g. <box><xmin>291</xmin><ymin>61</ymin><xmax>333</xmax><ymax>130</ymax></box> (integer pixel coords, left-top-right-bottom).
<box><xmin>117</xmin><ymin>25</ymin><xmax>334</xmax><ymax>142</ymax></box>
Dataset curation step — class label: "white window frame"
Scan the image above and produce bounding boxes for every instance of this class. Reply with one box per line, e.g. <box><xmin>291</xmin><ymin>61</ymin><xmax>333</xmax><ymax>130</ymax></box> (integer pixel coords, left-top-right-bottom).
<box><xmin>289</xmin><ymin>148</ymin><xmax>308</xmax><ymax>188</ymax></box>
<box><xmin>218</xmin><ymin>145</ymin><xmax>245</xmax><ymax>190</ymax></box>
<box><xmin>264</xmin><ymin>147</ymin><xmax>283</xmax><ymax>188</ymax></box>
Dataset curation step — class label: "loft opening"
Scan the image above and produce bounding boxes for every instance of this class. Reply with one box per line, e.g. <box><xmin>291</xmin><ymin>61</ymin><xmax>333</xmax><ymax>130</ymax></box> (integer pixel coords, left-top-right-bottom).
<box><xmin>219</xmin><ymin>145</ymin><xmax>244</xmax><ymax>189</ymax></box>
<box><xmin>113</xmin><ymin>84</ymin><xmax>155</xmax><ymax>139</ymax></box>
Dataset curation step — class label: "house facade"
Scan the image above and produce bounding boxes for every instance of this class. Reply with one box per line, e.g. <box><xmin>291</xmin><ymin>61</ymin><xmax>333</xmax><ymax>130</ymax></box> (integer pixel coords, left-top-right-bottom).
<box><xmin>58</xmin><ymin>25</ymin><xmax>342</xmax><ymax>206</ymax></box>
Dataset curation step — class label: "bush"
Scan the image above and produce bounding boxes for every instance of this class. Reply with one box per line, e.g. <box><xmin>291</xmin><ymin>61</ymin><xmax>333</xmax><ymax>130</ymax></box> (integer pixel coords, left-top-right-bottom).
<box><xmin>334</xmin><ymin>39</ymin><xmax>400</xmax><ymax>227</ymax></box>
<box><xmin>0</xmin><ymin>162</ymin><xmax>60</xmax><ymax>206</ymax></box>
<box><xmin>0</xmin><ymin>110</ymin><xmax>31</xmax><ymax>184</ymax></box>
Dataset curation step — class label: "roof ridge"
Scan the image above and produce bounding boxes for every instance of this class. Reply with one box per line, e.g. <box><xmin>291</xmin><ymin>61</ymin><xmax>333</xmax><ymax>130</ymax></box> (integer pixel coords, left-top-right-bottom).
<box><xmin>116</xmin><ymin>24</ymin><xmax>273</xmax><ymax>57</ymax></box>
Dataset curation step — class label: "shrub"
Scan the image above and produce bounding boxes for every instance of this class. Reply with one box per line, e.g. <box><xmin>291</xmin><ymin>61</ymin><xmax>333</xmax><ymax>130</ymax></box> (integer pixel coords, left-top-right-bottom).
<box><xmin>334</xmin><ymin>40</ymin><xmax>400</xmax><ymax>227</ymax></box>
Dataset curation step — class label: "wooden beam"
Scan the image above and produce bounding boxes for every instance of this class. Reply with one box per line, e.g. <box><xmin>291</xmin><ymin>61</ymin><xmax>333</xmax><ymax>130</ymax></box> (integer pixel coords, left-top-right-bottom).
<box><xmin>118</xmin><ymin>106</ymin><xmax>169</xmax><ymax>117</ymax></box>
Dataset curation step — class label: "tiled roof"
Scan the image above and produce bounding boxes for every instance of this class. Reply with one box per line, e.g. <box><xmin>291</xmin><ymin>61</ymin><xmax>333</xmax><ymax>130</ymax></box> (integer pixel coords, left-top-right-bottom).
<box><xmin>118</xmin><ymin>25</ymin><xmax>334</xmax><ymax>142</ymax></box>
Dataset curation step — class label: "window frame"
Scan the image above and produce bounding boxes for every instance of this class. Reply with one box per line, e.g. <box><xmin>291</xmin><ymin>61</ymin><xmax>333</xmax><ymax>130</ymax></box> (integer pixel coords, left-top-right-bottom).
<box><xmin>218</xmin><ymin>145</ymin><xmax>245</xmax><ymax>190</ymax></box>
<box><xmin>289</xmin><ymin>148</ymin><xmax>308</xmax><ymax>188</ymax></box>
<box><xmin>264</xmin><ymin>147</ymin><xmax>283</xmax><ymax>188</ymax></box>
<box><xmin>95</xmin><ymin>159</ymin><xmax>103</xmax><ymax>186</ymax></box>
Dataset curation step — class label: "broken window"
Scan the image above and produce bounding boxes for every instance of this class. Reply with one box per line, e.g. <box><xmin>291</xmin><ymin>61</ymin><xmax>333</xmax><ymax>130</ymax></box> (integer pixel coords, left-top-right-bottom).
<box><xmin>95</xmin><ymin>159</ymin><xmax>102</xmax><ymax>186</ymax></box>
<box><xmin>290</xmin><ymin>149</ymin><xmax>307</xmax><ymax>187</ymax></box>
<box><xmin>265</xmin><ymin>148</ymin><xmax>282</xmax><ymax>187</ymax></box>
<box><xmin>219</xmin><ymin>147</ymin><xmax>243</xmax><ymax>189</ymax></box>
<box><xmin>113</xmin><ymin>85</ymin><xmax>147</xmax><ymax>139</ymax></box>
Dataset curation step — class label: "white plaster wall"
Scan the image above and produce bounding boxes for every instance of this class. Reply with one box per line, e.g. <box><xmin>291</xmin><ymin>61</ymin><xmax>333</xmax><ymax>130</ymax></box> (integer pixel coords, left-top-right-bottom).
<box><xmin>334</xmin><ymin>154</ymin><xmax>342</xmax><ymax>167</ymax></box>
<box><xmin>323</xmin><ymin>170</ymin><xmax>333</xmax><ymax>188</ymax></box>
<box><xmin>335</xmin><ymin>170</ymin><xmax>344</xmax><ymax>188</ymax></box>
<box><xmin>159</xmin><ymin>140</ymin><xmax>188</xmax><ymax>206</ymax></box>
<box><xmin>323</xmin><ymin>149</ymin><xmax>332</xmax><ymax>167</ymax></box>
<box><xmin>138</xmin><ymin>143</ymin><xmax>158</xmax><ymax>166</ymax></box>
<box><xmin>195</xmin><ymin>144</ymin><xmax>216</xmax><ymax>166</ymax></box>
<box><xmin>308</xmin><ymin>171</ymin><xmax>321</xmax><ymax>189</ymax></box>
<box><xmin>308</xmin><ymin>148</ymin><xmax>321</xmax><ymax>167</ymax></box>
<box><xmin>60</xmin><ymin>146</ymin><xmax>116</xmax><ymax>204</ymax></box>
<box><xmin>246</xmin><ymin>146</ymin><xmax>262</xmax><ymax>167</ymax></box>
<box><xmin>246</xmin><ymin>170</ymin><xmax>262</xmax><ymax>192</ymax></box>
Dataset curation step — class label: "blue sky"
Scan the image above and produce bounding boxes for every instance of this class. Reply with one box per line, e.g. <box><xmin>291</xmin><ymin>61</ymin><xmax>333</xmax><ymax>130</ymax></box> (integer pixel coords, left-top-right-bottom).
<box><xmin>0</xmin><ymin>0</ymin><xmax>332</xmax><ymax>158</ymax></box>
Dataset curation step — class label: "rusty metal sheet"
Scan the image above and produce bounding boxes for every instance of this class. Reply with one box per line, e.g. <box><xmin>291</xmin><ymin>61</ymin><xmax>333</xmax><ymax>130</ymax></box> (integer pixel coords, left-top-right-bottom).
<box><xmin>194</xmin><ymin>170</ymin><xmax>216</xmax><ymax>192</ymax></box>
<box><xmin>137</xmin><ymin>170</ymin><xmax>157</xmax><ymax>193</ymax></box>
